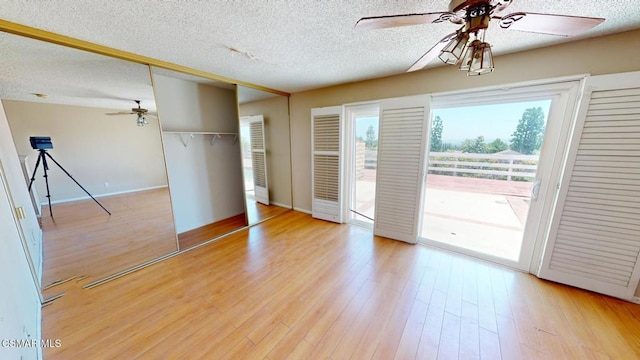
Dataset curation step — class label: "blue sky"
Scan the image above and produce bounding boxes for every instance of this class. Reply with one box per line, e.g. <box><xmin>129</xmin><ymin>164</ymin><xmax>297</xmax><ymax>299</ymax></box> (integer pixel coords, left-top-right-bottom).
<box><xmin>434</xmin><ymin>100</ymin><xmax>552</xmax><ymax>144</ymax></box>
<box><xmin>355</xmin><ymin>99</ymin><xmax>552</xmax><ymax>145</ymax></box>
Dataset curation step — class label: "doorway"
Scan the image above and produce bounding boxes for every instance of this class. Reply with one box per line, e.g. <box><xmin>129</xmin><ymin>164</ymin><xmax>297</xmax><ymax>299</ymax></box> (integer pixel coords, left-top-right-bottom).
<box><xmin>420</xmin><ymin>99</ymin><xmax>552</xmax><ymax>267</ymax></box>
<box><xmin>345</xmin><ymin>104</ymin><xmax>379</xmax><ymax>227</ymax></box>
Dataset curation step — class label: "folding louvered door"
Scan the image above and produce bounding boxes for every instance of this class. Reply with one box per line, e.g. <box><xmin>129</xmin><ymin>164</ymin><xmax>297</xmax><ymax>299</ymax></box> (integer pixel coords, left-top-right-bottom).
<box><xmin>249</xmin><ymin>116</ymin><xmax>269</xmax><ymax>205</ymax></box>
<box><xmin>312</xmin><ymin>107</ymin><xmax>342</xmax><ymax>223</ymax></box>
<box><xmin>373</xmin><ymin>95</ymin><xmax>430</xmax><ymax>244</ymax></box>
<box><xmin>539</xmin><ymin>71</ymin><xmax>640</xmax><ymax>300</ymax></box>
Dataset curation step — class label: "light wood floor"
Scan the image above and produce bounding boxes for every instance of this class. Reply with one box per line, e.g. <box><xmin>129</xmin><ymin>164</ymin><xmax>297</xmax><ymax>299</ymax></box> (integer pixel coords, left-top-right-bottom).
<box><xmin>41</xmin><ymin>188</ymin><xmax>177</xmax><ymax>288</ymax></box>
<box><xmin>178</xmin><ymin>201</ymin><xmax>290</xmax><ymax>250</ymax></box>
<box><xmin>43</xmin><ymin>211</ymin><xmax>640</xmax><ymax>359</ymax></box>
<box><xmin>247</xmin><ymin>199</ymin><xmax>290</xmax><ymax>225</ymax></box>
<box><xmin>178</xmin><ymin>213</ymin><xmax>247</xmax><ymax>250</ymax></box>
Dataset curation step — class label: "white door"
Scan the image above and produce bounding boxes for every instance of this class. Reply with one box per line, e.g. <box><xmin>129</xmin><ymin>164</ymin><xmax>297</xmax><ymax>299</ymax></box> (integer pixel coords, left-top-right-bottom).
<box><xmin>538</xmin><ymin>71</ymin><xmax>640</xmax><ymax>300</ymax></box>
<box><xmin>247</xmin><ymin>115</ymin><xmax>269</xmax><ymax>205</ymax></box>
<box><xmin>0</xmin><ymin>156</ymin><xmax>42</xmax><ymax>360</ymax></box>
<box><xmin>373</xmin><ymin>95</ymin><xmax>430</xmax><ymax>244</ymax></box>
<box><xmin>311</xmin><ymin>106</ymin><xmax>343</xmax><ymax>223</ymax></box>
<box><xmin>0</xmin><ymin>101</ymin><xmax>43</xmax><ymax>284</ymax></box>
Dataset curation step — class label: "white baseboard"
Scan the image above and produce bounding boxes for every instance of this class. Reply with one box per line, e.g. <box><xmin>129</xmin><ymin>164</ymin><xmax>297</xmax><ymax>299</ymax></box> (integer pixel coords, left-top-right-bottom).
<box><xmin>42</xmin><ymin>185</ymin><xmax>168</xmax><ymax>205</ymax></box>
<box><xmin>294</xmin><ymin>207</ymin><xmax>312</xmax><ymax>214</ymax></box>
<box><xmin>271</xmin><ymin>201</ymin><xmax>292</xmax><ymax>209</ymax></box>
<box><xmin>631</xmin><ymin>296</ymin><xmax>640</xmax><ymax>305</ymax></box>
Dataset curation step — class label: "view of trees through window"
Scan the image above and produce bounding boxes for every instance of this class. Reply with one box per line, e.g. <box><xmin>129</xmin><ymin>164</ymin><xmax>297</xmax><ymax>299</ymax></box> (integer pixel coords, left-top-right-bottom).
<box><xmin>430</xmin><ymin>105</ymin><xmax>548</xmax><ymax>155</ymax></box>
<box><xmin>428</xmin><ymin>100</ymin><xmax>551</xmax><ymax>182</ymax></box>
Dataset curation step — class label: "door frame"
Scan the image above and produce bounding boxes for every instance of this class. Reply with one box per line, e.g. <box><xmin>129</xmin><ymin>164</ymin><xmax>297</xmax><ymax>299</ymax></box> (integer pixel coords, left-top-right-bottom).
<box><xmin>418</xmin><ymin>77</ymin><xmax>586</xmax><ymax>271</ymax></box>
<box><xmin>343</xmin><ymin>102</ymin><xmax>380</xmax><ymax>228</ymax></box>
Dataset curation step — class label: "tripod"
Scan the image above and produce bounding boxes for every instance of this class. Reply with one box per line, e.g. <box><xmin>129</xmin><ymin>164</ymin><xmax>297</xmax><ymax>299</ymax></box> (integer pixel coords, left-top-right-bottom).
<box><xmin>27</xmin><ymin>149</ymin><xmax>111</xmax><ymax>217</ymax></box>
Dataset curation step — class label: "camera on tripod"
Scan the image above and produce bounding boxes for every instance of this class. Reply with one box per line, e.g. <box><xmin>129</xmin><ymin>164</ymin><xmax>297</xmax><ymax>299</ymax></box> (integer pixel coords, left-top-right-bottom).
<box><xmin>29</xmin><ymin>136</ymin><xmax>53</xmax><ymax>150</ymax></box>
<box><xmin>27</xmin><ymin>135</ymin><xmax>110</xmax><ymax>217</ymax></box>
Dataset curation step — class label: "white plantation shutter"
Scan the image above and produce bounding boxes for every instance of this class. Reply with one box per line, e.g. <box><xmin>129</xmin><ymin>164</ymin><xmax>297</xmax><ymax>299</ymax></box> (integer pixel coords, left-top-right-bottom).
<box><xmin>312</xmin><ymin>106</ymin><xmax>342</xmax><ymax>223</ymax></box>
<box><xmin>374</xmin><ymin>95</ymin><xmax>430</xmax><ymax>243</ymax></box>
<box><xmin>539</xmin><ymin>71</ymin><xmax>640</xmax><ymax>300</ymax></box>
<box><xmin>249</xmin><ymin>116</ymin><xmax>269</xmax><ymax>205</ymax></box>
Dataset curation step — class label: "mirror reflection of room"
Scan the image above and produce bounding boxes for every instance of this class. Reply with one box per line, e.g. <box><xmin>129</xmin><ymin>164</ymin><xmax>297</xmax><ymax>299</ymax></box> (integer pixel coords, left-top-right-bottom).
<box><xmin>237</xmin><ymin>86</ymin><xmax>292</xmax><ymax>224</ymax></box>
<box><xmin>0</xmin><ymin>32</ymin><xmax>178</xmax><ymax>293</ymax></box>
<box><xmin>152</xmin><ymin>68</ymin><xmax>247</xmax><ymax>250</ymax></box>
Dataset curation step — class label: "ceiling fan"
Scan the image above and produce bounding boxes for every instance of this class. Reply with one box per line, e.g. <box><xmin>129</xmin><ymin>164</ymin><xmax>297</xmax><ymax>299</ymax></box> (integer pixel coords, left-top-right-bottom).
<box><xmin>106</xmin><ymin>100</ymin><xmax>155</xmax><ymax>126</ymax></box>
<box><xmin>355</xmin><ymin>0</ymin><xmax>605</xmax><ymax>76</ymax></box>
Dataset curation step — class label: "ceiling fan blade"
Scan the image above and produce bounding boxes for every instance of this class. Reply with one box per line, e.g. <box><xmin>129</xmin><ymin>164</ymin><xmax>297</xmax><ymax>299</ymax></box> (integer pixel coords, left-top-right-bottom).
<box><xmin>105</xmin><ymin>111</ymin><xmax>135</xmax><ymax>116</ymax></box>
<box><xmin>356</xmin><ymin>12</ymin><xmax>456</xmax><ymax>30</ymax></box>
<box><xmin>496</xmin><ymin>12</ymin><xmax>605</xmax><ymax>37</ymax></box>
<box><xmin>407</xmin><ymin>32</ymin><xmax>456</xmax><ymax>72</ymax></box>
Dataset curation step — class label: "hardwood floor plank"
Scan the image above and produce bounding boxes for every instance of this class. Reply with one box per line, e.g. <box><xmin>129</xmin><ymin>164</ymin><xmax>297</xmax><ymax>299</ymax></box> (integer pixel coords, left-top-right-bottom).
<box><xmin>177</xmin><ymin>213</ymin><xmax>247</xmax><ymax>250</ymax></box>
<box><xmin>462</xmin><ymin>258</ymin><xmax>479</xmax><ymax>305</ymax></box>
<box><xmin>284</xmin><ymin>339</ymin><xmax>315</xmax><ymax>360</ymax></box>
<box><xmin>370</xmin><ymin>278</ymin><xmax>422</xmax><ymax>360</ymax></box>
<box><xmin>495</xmin><ymin>314</ymin><xmax>524</xmax><ymax>360</ymax></box>
<box><xmin>444</xmin><ymin>256</ymin><xmax>464</xmax><ymax>318</ymax></box>
<box><xmin>475</xmin><ymin>264</ymin><xmax>498</xmax><ymax>334</ymax></box>
<box><xmin>40</xmin><ymin>211</ymin><xmax>640</xmax><ymax>360</ymax></box>
<box><xmin>307</xmin><ymin>279</ymin><xmax>378</xmax><ymax>358</ymax></box>
<box><xmin>349</xmin><ymin>280</ymin><xmax>406</xmax><ymax>360</ymax></box>
<box><xmin>415</xmin><ymin>289</ymin><xmax>446</xmax><ymax>360</ymax></box>
<box><xmin>244</xmin><ymin>323</ymin><xmax>291</xmax><ymax>360</ymax></box>
<box><xmin>41</xmin><ymin>188</ymin><xmax>177</xmax><ymax>286</ymax></box>
<box><xmin>478</xmin><ymin>327</ymin><xmax>501</xmax><ymax>360</ymax></box>
<box><xmin>393</xmin><ymin>299</ymin><xmax>429</xmax><ymax>360</ymax></box>
<box><xmin>436</xmin><ymin>312</ymin><xmax>461</xmax><ymax>360</ymax></box>
<box><xmin>331</xmin><ymin>274</ymin><xmax>402</xmax><ymax>360</ymax></box>
<box><xmin>267</xmin><ymin>260</ymin><xmax>375</xmax><ymax>359</ymax></box>
<box><xmin>459</xmin><ymin>300</ymin><xmax>480</xmax><ymax>360</ymax></box>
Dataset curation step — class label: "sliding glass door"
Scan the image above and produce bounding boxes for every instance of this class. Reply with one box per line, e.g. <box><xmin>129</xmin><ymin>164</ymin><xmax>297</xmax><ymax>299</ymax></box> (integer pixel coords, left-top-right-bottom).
<box><xmin>419</xmin><ymin>81</ymin><xmax>581</xmax><ymax>270</ymax></box>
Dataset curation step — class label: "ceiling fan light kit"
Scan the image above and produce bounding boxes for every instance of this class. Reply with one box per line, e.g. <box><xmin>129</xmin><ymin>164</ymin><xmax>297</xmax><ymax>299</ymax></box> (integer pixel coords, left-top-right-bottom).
<box><xmin>106</xmin><ymin>100</ymin><xmax>152</xmax><ymax>127</ymax></box>
<box><xmin>136</xmin><ymin>114</ymin><xmax>149</xmax><ymax>127</ymax></box>
<box><xmin>356</xmin><ymin>0</ymin><xmax>605</xmax><ymax>76</ymax></box>
<box><xmin>439</xmin><ymin>29</ymin><xmax>470</xmax><ymax>64</ymax></box>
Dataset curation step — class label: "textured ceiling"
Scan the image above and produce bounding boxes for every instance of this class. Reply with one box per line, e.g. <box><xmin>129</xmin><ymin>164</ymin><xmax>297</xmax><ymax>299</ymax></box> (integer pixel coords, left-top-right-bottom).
<box><xmin>1</xmin><ymin>0</ymin><xmax>640</xmax><ymax>96</ymax></box>
<box><xmin>0</xmin><ymin>31</ymin><xmax>157</xmax><ymax>112</ymax></box>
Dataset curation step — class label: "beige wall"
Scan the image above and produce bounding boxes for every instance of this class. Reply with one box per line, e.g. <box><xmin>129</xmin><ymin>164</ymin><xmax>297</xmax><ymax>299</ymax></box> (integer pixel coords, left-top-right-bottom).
<box><xmin>290</xmin><ymin>29</ymin><xmax>640</xmax><ymax>213</ymax></box>
<box><xmin>239</xmin><ymin>95</ymin><xmax>292</xmax><ymax>207</ymax></box>
<box><xmin>4</xmin><ymin>100</ymin><xmax>168</xmax><ymax>203</ymax></box>
<box><xmin>154</xmin><ymin>75</ymin><xmax>239</xmax><ymax>133</ymax></box>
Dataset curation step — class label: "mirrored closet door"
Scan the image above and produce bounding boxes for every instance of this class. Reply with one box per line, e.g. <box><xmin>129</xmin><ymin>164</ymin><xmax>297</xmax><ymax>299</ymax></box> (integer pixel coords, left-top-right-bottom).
<box><xmin>0</xmin><ymin>31</ymin><xmax>179</xmax><ymax>295</ymax></box>
<box><xmin>151</xmin><ymin>67</ymin><xmax>247</xmax><ymax>250</ymax></box>
<box><xmin>237</xmin><ymin>86</ymin><xmax>292</xmax><ymax>225</ymax></box>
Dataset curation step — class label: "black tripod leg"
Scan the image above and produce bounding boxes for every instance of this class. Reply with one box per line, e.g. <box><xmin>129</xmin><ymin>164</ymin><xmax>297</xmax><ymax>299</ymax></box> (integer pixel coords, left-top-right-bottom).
<box><xmin>44</xmin><ymin>152</ymin><xmax>111</xmax><ymax>216</ymax></box>
<box><xmin>40</xmin><ymin>153</ymin><xmax>53</xmax><ymax>217</ymax></box>
<box><xmin>27</xmin><ymin>152</ymin><xmax>43</xmax><ymax>192</ymax></box>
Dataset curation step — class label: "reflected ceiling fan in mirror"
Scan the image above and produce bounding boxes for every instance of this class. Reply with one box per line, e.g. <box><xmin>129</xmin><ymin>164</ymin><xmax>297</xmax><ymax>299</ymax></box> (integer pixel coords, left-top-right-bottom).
<box><xmin>106</xmin><ymin>100</ymin><xmax>155</xmax><ymax>126</ymax></box>
<box><xmin>356</xmin><ymin>0</ymin><xmax>605</xmax><ymax>76</ymax></box>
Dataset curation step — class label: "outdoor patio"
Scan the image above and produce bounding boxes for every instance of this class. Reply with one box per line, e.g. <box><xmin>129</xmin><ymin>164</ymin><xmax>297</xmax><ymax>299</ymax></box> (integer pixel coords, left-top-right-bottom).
<box><xmin>355</xmin><ymin>170</ymin><xmax>532</xmax><ymax>261</ymax></box>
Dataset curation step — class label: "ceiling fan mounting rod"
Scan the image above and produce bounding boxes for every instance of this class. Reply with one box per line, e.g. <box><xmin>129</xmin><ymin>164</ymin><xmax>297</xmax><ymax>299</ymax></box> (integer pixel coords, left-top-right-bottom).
<box><xmin>448</xmin><ymin>0</ymin><xmax>512</xmax><ymax>15</ymax></box>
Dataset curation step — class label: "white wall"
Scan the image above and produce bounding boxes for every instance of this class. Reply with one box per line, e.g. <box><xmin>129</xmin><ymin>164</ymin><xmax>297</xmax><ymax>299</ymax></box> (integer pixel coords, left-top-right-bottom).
<box><xmin>153</xmin><ymin>74</ymin><xmax>245</xmax><ymax>233</ymax></box>
<box><xmin>3</xmin><ymin>100</ymin><xmax>168</xmax><ymax>203</ymax></box>
<box><xmin>0</xmin><ymin>103</ymin><xmax>41</xmax><ymax>360</ymax></box>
